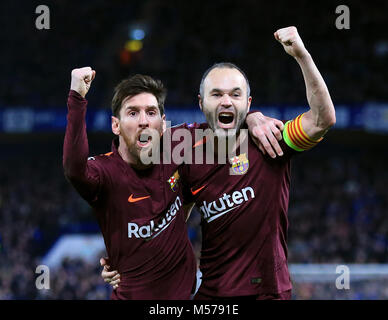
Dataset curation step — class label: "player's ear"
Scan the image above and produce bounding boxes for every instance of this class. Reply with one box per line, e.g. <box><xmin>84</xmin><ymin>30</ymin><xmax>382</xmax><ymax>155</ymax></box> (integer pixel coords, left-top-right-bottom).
<box><xmin>161</xmin><ymin>114</ymin><xmax>167</xmax><ymax>134</ymax></box>
<box><xmin>198</xmin><ymin>94</ymin><xmax>203</xmax><ymax>111</ymax></box>
<box><xmin>247</xmin><ymin>96</ymin><xmax>252</xmax><ymax>113</ymax></box>
<box><xmin>111</xmin><ymin>116</ymin><xmax>120</xmax><ymax>136</ymax></box>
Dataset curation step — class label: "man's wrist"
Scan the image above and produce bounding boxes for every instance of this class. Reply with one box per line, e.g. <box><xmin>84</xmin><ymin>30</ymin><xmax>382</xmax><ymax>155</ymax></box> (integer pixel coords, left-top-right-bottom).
<box><xmin>245</xmin><ymin>110</ymin><xmax>262</xmax><ymax>127</ymax></box>
<box><xmin>294</xmin><ymin>50</ymin><xmax>312</xmax><ymax>64</ymax></box>
<box><xmin>67</xmin><ymin>90</ymin><xmax>88</xmax><ymax>113</ymax></box>
<box><xmin>69</xmin><ymin>89</ymin><xmax>87</xmax><ymax>101</ymax></box>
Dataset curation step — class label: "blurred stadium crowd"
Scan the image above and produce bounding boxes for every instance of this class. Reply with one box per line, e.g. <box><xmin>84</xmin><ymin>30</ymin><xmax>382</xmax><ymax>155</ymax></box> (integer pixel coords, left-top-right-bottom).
<box><xmin>1</xmin><ymin>0</ymin><xmax>387</xmax><ymax>109</ymax></box>
<box><xmin>1</xmin><ymin>0</ymin><xmax>388</xmax><ymax>299</ymax></box>
<box><xmin>0</xmin><ymin>155</ymin><xmax>110</xmax><ymax>299</ymax></box>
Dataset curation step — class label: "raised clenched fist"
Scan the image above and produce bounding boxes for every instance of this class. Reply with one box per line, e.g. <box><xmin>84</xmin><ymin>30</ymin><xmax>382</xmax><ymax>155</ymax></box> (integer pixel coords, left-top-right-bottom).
<box><xmin>70</xmin><ymin>67</ymin><xmax>96</xmax><ymax>98</ymax></box>
<box><xmin>274</xmin><ymin>26</ymin><xmax>308</xmax><ymax>59</ymax></box>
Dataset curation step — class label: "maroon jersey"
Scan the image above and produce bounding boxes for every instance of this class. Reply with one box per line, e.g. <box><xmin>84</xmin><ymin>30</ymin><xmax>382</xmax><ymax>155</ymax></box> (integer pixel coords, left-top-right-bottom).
<box><xmin>181</xmin><ymin>123</ymin><xmax>297</xmax><ymax>297</ymax></box>
<box><xmin>63</xmin><ymin>90</ymin><xmax>196</xmax><ymax>299</ymax></box>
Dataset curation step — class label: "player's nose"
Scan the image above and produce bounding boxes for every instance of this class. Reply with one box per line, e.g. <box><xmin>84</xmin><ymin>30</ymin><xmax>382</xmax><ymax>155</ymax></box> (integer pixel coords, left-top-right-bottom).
<box><xmin>138</xmin><ymin>110</ymin><xmax>149</xmax><ymax>128</ymax></box>
<box><xmin>220</xmin><ymin>94</ymin><xmax>232</xmax><ymax>106</ymax></box>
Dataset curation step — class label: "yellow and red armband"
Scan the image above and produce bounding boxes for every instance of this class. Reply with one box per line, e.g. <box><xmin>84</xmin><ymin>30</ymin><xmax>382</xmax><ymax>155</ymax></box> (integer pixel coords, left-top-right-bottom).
<box><xmin>283</xmin><ymin>113</ymin><xmax>323</xmax><ymax>151</ymax></box>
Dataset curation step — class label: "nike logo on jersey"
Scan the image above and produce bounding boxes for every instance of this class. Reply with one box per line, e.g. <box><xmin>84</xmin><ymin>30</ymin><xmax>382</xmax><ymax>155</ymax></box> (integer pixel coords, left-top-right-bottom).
<box><xmin>193</xmin><ymin>137</ymin><xmax>207</xmax><ymax>148</ymax></box>
<box><xmin>128</xmin><ymin>196</ymin><xmax>182</xmax><ymax>240</ymax></box>
<box><xmin>128</xmin><ymin>194</ymin><xmax>151</xmax><ymax>203</ymax></box>
<box><xmin>191</xmin><ymin>184</ymin><xmax>207</xmax><ymax>195</ymax></box>
<box><xmin>199</xmin><ymin>186</ymin><xmax>255</xmax><ymax>223</ymax></box>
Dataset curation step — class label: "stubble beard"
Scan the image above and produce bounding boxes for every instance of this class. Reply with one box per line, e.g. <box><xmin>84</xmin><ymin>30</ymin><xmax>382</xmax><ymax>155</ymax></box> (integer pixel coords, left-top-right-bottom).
<box><xmin>202</xmin><ymin>105</ymin><xmax>248</xmax><ymax>159</ymax></box>
<box><xmin>126</xmin><ymin>126</ymin><xmax>163</xmax><ymax>168</ymax></box>
<box><xmin>204</xmin><ymin>106</ymin><xmax>247</xmax><ymax>139</ymax></box>
<box><xmin>119</xmin><ymin>134</ymin><xmax>151</xmax><ymax>169</ymax></box>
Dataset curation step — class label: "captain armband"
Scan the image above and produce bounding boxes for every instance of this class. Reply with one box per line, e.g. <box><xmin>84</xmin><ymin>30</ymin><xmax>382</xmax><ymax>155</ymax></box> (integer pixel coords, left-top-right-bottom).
<box><xmin>283</xmin><ymin>113</ymin><xmax>323</xmax><ymax>152</ymax></box>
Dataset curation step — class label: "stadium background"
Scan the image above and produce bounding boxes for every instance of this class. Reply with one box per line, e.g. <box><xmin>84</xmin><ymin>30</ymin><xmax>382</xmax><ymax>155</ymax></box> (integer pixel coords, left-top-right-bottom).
<box><xmin>1</xmin><ymin>0</ymin><xmax>388</xmax><ymax>299</ymax></box>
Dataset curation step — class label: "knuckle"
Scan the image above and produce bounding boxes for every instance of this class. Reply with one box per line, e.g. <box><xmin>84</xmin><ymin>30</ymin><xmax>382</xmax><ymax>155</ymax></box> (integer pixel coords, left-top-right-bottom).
<box><xmin>272</xmin><ymin>127</ymin><xmax>281</xmax><ymax>136</ymax></box>
<box><xmin>253</xmin><ymin>126</ymin><xmax>262</xmax><ymax>133</ymax></box>
<box><xmin>272</xmin><ymin>122</ymin><xmax>281</xmax><ymax>130</ymax></box>
<box><xmin>257</xmin><ymin>132</ymin><xmax>266</xmax><ymax>139</ymax></box>
<box><xmin>263</xmin><ymin>128</ymin><xmax>271</xmax><ymax>136</ymax></box>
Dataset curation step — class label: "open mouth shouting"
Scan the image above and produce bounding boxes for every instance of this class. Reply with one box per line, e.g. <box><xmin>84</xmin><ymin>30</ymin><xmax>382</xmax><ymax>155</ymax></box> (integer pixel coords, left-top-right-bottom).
<box><xmin>137</xmin><ymin>132</ymin><xmax>152</xmax><ymax>148</ymax></box>
<box><xmin>217</xmin><ymin>110</ymin><xmax>236</xmax><ymax>129</ymax></box>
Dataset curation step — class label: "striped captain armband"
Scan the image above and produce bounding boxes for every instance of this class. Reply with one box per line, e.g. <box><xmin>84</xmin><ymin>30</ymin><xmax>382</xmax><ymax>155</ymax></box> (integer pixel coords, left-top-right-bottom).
<box><xmin>283</xmin><ymin>113</ymin><xmax>323</xmax><ymax>151</ymax></box>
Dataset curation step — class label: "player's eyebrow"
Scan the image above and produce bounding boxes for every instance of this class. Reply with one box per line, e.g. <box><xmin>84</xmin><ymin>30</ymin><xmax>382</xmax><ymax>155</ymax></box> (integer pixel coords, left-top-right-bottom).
<box><xmin>210</xmin><ymin>87</ymin><xmax>242</xmax><ymax>94</ymax></box>
<box><xmin>124</xmin><ymin>105</ymin><xmax>158</xmax><ymax>111</ymax></box>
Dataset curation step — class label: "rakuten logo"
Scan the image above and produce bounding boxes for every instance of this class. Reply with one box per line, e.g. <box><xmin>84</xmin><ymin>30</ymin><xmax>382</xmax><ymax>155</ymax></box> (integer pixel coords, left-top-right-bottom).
<box><xmin>200</xmin><ymin>187</ymin><xmax>255</xmax><ymax>223</ymax></box>
<box><xmin>128</xmin><ymin>196</ymin><xmax>182</xmax><ymax>240</ymax></box>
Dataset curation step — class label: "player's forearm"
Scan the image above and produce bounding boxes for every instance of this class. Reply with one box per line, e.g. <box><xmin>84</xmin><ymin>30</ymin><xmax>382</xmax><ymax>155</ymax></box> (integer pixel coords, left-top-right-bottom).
<box><xmin>296</xmin><ymin>53</ymin><xmax>336</xmax><ymax>133</ymax></box>
<box><xmin>63</xmin><ymin>90</ymin><xmax>90</xmax><ymax>180</ymax></box>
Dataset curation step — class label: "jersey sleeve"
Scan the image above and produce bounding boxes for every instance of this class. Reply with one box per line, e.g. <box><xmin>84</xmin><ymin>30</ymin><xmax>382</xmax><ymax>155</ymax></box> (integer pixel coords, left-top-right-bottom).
<box><xmin>63</xmin><ymin>90</ymin><xmax>104</xmax><ymax>202</ymax></box>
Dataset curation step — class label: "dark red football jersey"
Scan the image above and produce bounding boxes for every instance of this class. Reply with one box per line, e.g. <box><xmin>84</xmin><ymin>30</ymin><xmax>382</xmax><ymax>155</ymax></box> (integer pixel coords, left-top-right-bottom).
<box><xmin>181</xmin><ymin>123</ymin><xmax>297</xmax><ymax>297</ymax></box>
<box><xmin>63</xmin><ymin>90</ymin><xmax>196</xmax><ymax>299</ymax></box>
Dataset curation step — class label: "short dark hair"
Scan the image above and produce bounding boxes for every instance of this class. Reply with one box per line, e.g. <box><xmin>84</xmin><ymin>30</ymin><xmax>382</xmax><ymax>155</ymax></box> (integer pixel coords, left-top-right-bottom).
<box><xmin>199</xmin><ymin>62</ymin><xmax>251</xmax><ymax>99</ymax></box>
<box><xmin>111</xmin><ymin>74</ymin><xmax>167</xmax><ymax>117</ymax></box>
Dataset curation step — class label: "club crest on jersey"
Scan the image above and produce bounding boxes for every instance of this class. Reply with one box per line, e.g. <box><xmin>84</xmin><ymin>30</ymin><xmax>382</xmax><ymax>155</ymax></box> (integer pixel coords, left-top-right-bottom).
<box><xmin>229</xmin><ymin>153</ymin><xmax>249</xmax><ymax>175</ymax></box>
<box><xmin>167</xmin><ymin>170</ymin><xmax>180</xmax><ymax>192</ymax></box>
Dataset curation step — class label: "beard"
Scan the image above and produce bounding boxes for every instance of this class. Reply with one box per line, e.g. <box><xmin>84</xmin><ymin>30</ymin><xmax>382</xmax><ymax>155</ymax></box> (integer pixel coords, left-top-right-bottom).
<box><xmin>121</xmin><ymin>127</ymin><xmax>163</xmax><ymax>168</ymax></box>
<box><xmin>203</xmin><ymin>105</ymin><xmax>248</xmax><ymax>138</ymax></box>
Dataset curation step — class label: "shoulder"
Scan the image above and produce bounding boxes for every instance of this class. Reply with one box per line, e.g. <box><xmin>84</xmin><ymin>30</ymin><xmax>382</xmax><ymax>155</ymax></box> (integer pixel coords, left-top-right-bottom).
<box><xmin>247</xmin><ymin>135</ymin><xmax>295</xmax><ymax>163</ymax></box>
<box><xmin>169</xmin><ymin>122</ymin><xmax>208</xmax><ymax>133</ymax></box>
<box><xmin>88</xmin><ymin>151</ymin><xmax>115</xmax><ymax>166</ymax></box>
